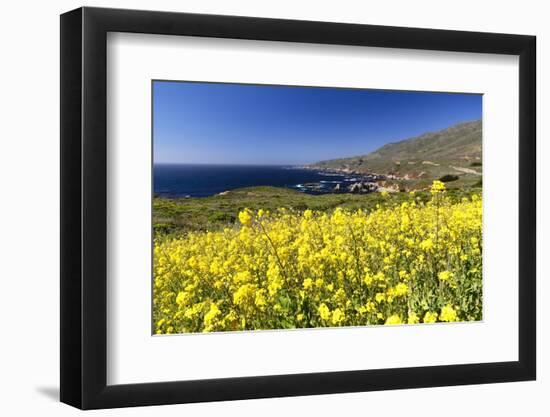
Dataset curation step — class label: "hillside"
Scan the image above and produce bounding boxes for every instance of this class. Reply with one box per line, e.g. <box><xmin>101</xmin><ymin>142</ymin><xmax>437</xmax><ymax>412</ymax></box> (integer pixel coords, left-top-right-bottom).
<box><xmin>153</xmin><ymin>186</ymin><xmax>479</xmax><ymax>235</ymax></box>
<box><xmin>311</xmin><ymin>120</ymin><xmax>482</xmax><ymax>188</ymax></box>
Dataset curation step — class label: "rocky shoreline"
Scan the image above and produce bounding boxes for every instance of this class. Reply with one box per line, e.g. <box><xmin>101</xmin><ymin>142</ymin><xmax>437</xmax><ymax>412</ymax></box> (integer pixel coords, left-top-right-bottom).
<box><xmin>290</xmin><ymin>165</ymin><xmax>390</xmax><ymax>194</ymax></box>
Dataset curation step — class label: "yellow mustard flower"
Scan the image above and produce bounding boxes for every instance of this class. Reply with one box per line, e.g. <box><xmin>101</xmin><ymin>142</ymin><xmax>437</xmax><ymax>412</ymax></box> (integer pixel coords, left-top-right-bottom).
<box><xmin>440</xmin><ymin>305</ymin><xmax>458</xmax><ymax>322</ymax></box>
<box><xmin>407</xmin><ymin>312</ymin><xmax>420</xmax><ymax>324</ymax></box>
<box><xmin>318</xmin><ymin>303</ymin><xmax>331</xmax><ymax>321</ymax></box>
<box><xmin>385</xmin><ymin>315</ymin><xmax>402</xmax><ymax>325</ymax></box>
<box><xmin>438</xmin><ymin>271</ymin><xmax>452</xmax><ymax>282</ymax></box>
<box><xmin>424</xmin><ymin>311</ymin><xmax>438</xmax><ymax>323</ymax></box>
<box><xmin>331</xmin><ymin>308</ymin><xmax>345</xmax><ymax>325</ymax></box>
<box><xmin>238</xmin><ymin>209</ymin><xmax>253</xmax><ymax>226</ymax></box>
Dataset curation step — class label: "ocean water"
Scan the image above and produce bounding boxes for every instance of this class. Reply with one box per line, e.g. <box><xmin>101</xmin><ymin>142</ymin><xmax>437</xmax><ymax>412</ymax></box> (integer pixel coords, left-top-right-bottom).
<box><xmin>153</xmin><ymin>164</ymin><xmax>362</xmax><ymax>198</ymax></box>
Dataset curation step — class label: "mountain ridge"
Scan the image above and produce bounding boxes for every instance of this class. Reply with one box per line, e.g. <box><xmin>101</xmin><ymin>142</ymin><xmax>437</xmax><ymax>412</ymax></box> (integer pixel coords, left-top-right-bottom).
<box><xmin>310</xmin><ymin>120</ymin><xmax>482</xmax><ymax>187</ymax></box>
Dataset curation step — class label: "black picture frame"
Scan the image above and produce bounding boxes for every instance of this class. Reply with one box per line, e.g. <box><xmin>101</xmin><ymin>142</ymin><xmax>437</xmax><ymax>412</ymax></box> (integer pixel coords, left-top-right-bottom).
<box><xmin>60</xmin><ymin>6</ymin><xmax>536</xmax><ymax>410</ymax></box>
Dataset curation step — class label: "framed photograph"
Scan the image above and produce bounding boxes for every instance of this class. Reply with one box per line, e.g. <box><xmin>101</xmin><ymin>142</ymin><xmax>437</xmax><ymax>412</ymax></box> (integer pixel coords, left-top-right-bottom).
<box><xmin>60</xmin><ymin>6</ymin><xmax>536</xmax><ymax>409</ymax></box>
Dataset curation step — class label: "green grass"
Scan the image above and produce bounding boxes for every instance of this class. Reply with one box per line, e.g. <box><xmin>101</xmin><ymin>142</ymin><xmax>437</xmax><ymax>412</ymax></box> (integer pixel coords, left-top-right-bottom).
<box><xmin>154</xmin><ymin>185</ymin><xmax>481</xmax><ymax>236</ymax></box>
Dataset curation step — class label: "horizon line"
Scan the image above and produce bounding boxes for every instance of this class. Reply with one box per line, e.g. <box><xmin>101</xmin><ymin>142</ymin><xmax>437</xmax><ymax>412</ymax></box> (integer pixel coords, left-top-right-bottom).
<box><xmin>153</xmin><ymin>118</ymin><xmax>482</xmax><ymax>166</ymax></box>
<box><xmin>153</xmin><ymin>162</ymin><xmax>305</xmax><ymax>166</ymax></box>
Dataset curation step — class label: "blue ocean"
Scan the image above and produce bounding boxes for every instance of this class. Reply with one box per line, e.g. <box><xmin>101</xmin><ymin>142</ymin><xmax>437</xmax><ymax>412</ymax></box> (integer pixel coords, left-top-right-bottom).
<box><xmin>153</xmin><ymin>164</ymin><xmax>367</xmax><ymax>198</ymax></box>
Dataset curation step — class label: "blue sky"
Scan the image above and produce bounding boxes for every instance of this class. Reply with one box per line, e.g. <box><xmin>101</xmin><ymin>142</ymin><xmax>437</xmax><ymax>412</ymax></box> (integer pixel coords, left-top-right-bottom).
<box><xmin>153</xmin><ymin>81</ymin><xmax>482</xmax><ymax>165</ymax></box>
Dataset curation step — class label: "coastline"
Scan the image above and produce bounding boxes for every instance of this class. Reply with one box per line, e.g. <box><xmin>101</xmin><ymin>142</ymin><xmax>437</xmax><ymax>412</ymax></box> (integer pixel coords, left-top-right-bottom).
<box><xmin>154</xmin><ymin>164</ymin><xmax>388</xmax><ymax>198</ymax></box>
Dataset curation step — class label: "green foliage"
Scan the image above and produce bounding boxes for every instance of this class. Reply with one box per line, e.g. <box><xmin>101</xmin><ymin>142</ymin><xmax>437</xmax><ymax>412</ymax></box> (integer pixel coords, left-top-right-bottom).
<box><xmin>439</xmin><ymin>174</ymin><xmax>459</xmax><ymax>183</ymax></box>
<box><xmin>153</xmin><ymin>185</ymin><xmax>483</xmax><ymax>333</ymax></box>
<box><xmin>153</xmin><ymin>185</ymin><xmax>480</xmax><ymax>236</ymax></box>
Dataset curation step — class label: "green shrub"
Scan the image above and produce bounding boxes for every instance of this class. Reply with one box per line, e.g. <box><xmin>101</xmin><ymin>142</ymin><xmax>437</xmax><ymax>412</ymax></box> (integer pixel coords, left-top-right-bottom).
<box><xmin>439</xmin><ymin>174</ymin><xmax>459</xmax><ymax>183</ymax></box>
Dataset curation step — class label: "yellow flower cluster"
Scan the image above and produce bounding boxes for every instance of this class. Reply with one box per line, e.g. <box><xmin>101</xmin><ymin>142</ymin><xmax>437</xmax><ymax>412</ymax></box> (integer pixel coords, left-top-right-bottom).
<box><xmin>154</xmin><ymin>181</ymin><xmax>482</xmax><ymax>334</ymax></box>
